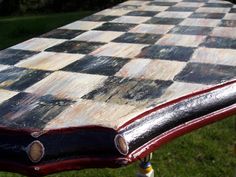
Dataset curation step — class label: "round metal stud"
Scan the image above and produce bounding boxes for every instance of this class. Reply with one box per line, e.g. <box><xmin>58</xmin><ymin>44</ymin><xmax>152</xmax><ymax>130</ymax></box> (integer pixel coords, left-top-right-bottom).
<box><xmin>114</xmin><ymin>134</ymin><xmax>129</xmax><ymax>155</ymax></box>
<box><xmin>27</xmin><ymin>140</ymin><xmax>45</xmax><ymax>163</ymax></box>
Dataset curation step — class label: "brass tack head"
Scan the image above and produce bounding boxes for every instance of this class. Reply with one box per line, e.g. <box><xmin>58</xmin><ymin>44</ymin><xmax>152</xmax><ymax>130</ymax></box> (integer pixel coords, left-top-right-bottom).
<box><xmin>114</xmin><ymin>134</ymin><xmax>129</xmax><ymax>155</ymax></box>
<box><xmin>27</xmin><ymin>140</ymin><xmax>45</xmax><ymax>163</ymax></box>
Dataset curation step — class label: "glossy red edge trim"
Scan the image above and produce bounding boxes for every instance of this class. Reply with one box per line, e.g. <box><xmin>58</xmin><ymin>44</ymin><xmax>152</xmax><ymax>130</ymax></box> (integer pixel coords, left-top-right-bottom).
<box><xmin>0</xmin><ymin>156</ymin><xmax>128</xmax><ymax>177</ymax></box>
<box><xmin>126</xmin><ymin>103</ymin><xmax>236</xmax><ymax>162</ymax></box>
<box><xmin>118</xmin><ymin>79</ymin><xmax>236</xmax><ymax>131</ymax></box>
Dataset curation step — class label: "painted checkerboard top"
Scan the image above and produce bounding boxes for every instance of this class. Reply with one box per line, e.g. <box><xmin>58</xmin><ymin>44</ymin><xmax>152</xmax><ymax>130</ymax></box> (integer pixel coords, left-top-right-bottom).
<box><xmin>0</xmin><ymin>0</ymin><xmax>235</xmax><ymax>130</ymax></box>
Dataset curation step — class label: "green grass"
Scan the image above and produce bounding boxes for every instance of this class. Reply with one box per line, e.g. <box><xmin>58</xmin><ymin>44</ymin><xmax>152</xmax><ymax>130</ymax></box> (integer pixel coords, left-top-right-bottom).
<box><xmin>0</xmin><ymin>12</ymin><xmax>235</xmax><ymax>177</ymax></box>
<box><xmin>0</xmin><ymin>11</ymin><xmax>94</xmax><ymax>50</ymax></box>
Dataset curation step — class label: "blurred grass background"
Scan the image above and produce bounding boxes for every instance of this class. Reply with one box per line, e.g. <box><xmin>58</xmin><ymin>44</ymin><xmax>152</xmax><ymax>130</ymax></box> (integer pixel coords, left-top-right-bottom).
<box><xmin>0</xmin><ymin>7</ymin><xmax>235</xmax><ymax>177</ymax></box>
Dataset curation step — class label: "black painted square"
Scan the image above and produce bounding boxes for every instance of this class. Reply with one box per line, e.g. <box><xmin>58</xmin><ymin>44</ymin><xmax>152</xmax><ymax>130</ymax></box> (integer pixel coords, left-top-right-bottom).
<box><xmin>145</xmin><ymin>17</ymin><xmax>184</xmax><ymax>25</ymax></box>
<box><xmin>94</xmin><ymin>23</ymin><xmax>137</xmax><ymax>32</ymax></box>
<box><xmin>125</xmin><ymin>11</ymin><xmax>159</xmax><ymax>17</ymax></box>
<box><xmin>112</xmin><ymin>33</ymin><xmax>162</xmax><ymax>44</ymax></box>
<box><xmin>114</xmin><ymin>4</ymin><xmax>141</xmax><ymax>10</ymax></box>
<box><xmin>62</xmin><ymin>55</ymin><xmax>129</xmax><ymax>76</ymax></box>
<box><xmin>0</xmin><ymin>49</ymin><xmax>39</xmax><ymax>65</ymax></box>
<box><xmin>46</xmin><ymin>41</ymin><xmax>105</xmax><ymax>54</ymax></box>
<box><xmin>0</xmin><ymin>67</ymin><xmax>51</xmax><ymax>91</ymax></box>
<box><xmin>81</xmin><ymin>15</ymin><xmax>119</xmax><ymax>21</ymax></box>
<box><xmin>136</xmin><ymin>45</ymin><xmax>195</xmax><ymax>62</ymax></box>
<box><xmin>183</xmin><ymin>0</ymin><xmax>207</xmax><ymax>1</ymax></box>
<box><xmin>41</xmin><ymin>29</ymin><xmax>85</xmax><ymax>39</ymax></box>
<box><xmin>0</xmin><ymin>92</ymin><xmax>73</xmax><ymax>129</ymax></box>
<box><xmin>82</xmin><ymin>76</ymin><xmax>173</xmax><ymax>104</ymax></box>
<box><xmin>203</xmin><ymin>3</ymin><xmax>233</xmax><ymax>8</ymax></box>
<box><xmin>148</xmin><ymin>2</ymin><xmax>177</xmax><ymax>6</ymax></box>
<box><xmin>229</xmin><ymin>8</ymin><xmax>236</xmax><ymax>13</ymax></box>
<box><xmin>166</xmin><ymin>6</ymin><xmax>198</xmax><ymax>12</ymax></box>
<box><xmin>219</xmin><ymin>20</ymin><xmax>236</xmax><ymax>27</ymax></box>
<box><xmin>174</xmin><ymin>62</ymin><xmax>236</xmax><ymax>85</ymax></box>
<box><xmin>201</xmin><ymin>36</ymin><xmax>236</xmax><ymax>49</ymax></box>
<box><xmin>189</xmin><ymin>12</ymin><xmax>225</xmax><ymax>19</ymax></box>
<box><xmin>169</xmin><ymin>26</ymin><xmax>213</xmax><ymax>35</ymax></box>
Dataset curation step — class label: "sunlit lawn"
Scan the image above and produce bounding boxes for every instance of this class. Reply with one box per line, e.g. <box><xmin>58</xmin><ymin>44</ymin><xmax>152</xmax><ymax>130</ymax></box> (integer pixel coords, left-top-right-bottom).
<box><xmin>0</xmin><ymin>12</ymin><xmax>235</xmax><ymax>177</ymax></box>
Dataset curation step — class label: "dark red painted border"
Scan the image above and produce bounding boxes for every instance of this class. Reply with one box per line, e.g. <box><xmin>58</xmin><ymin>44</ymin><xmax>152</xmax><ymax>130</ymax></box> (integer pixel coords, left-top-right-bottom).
<box><xmin>0</xmin><ymin>156</ymin><xmax>127</xmax><ymax>177</ymax></box>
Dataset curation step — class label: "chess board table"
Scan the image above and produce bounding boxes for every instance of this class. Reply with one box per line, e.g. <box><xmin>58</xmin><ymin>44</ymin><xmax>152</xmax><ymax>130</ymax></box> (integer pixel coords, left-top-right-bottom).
<box><xmin>0</xmin><ymin>0</ymin><xmax>235</xmax><ymax>176</ymax></box>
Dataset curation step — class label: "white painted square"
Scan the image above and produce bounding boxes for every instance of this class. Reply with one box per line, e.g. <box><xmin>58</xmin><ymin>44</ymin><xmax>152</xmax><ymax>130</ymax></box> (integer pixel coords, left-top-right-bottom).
<box><xmin>116</xmin><ymin>59</ymin><xmax>186</xmax><ymax>80</ymax></box>
<box><xmin>180</xmin><ymin>18</ymin><xmax>220</xmax><ymax>27</ymax></box>
<box><xmin>130</xmin><ymin>24</ymin><xmax>174</xmax><ymax>34</ymax></box>
<box><xmin>174</xmin><ymin>2</ymin><xmax>204</xmax><ymax>7</ymax></box>
<box><xmin>120</xmin><ymin>1</ymin><xmax>148</xmax><ymax>6</ymax></box>
<box><xmin>0</xmin><ymin>64</ymin><xmax>10</xmax><ymax>72</ymax></box>
<box><xmin>73</xmin><ymin>30</ymin><xmax>124</xmax><ymax>42</ymax></box>
<box><xmin>156</xmin><ymin>34</ymin><xmax>206</xmax><ymax>47</ymax></box>
<box><xmin>111</xmin><ymin>16</ymin><xmax>151</xmax><ymax>24</ymax></box>
<box><xmin>60</xmin><ymin>21</ymin><xmax>104</xmax><ymax>30</ymax></box>
<box><xmin>196</xmin><ymin>7</ymin><xmax>230</xmax><ymax>13</ymax></box>
<box><xmin>91</xmin><ymin>42</ymin><xmax>147</xmax><ymax>58</ymax></box>
<box><xmin>16</xmin><ymin>52</ymin><xmax>84</xmax><ymax>71</ymax></box>
<box><xmin>138</xmin><ymin>5</ymin><xmax>169</xmax><ymax>12</ymax></box>
<box><xmin>0</xmin><ymin>89</ymin><xmax>18</xmax><ymax>104</ymax></box>
<box><xmin>10</xmin><ymin>38</ymin><xmax>65</xmax><ymax>52</ymax></box>
<box><xmin>155</xmin><ymin>11</ymin><xmax>192</xmax><ymax>18</ymax></box>
<box><xmin>95</xmin><ymin>9</ymin><xmax>132</xmax><ymax>16</ymax></box>
<box><xmin>191</xmin><ymin>47</ymin><xmax>236</xmax><ymax>66</ymax></box>
<box><xmin>26</xmin><ymin>71</ymin><xmax>108</xmax><ymax>100</ymax></box>
<box><xmin>211</xmin><ymin>27</ymin><xmax>236</xmax><ymax>39</ymax></box>
<box><xmin>157</xmin><ymin>81</ymin><xmax>208</xmax><ymax>104</ymax></box>
<box><xmin>224</xmin><ymin>13</ymin><xmax>236</xmax><ymax>20</ymax></box>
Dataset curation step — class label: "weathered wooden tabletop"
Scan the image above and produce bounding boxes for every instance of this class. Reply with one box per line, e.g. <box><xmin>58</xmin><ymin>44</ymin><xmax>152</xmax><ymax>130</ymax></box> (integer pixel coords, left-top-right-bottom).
<box><xmin>0</xmin><ymin>0</ymin><xmax>235</xmax><ymax>176</ymax></box>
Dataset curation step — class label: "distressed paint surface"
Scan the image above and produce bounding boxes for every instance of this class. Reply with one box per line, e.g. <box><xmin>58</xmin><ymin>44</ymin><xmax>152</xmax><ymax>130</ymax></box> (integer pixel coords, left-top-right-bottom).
<box><xmin>16</xmin><ymin>52</ymin><xmax>84</xmax><ymax>71</ymax></box>
<box><xmin>82</xmin><ymin>76</ymin><xmax>173</xmax><ymax>106</ymax></box>
<box><xmin>156</xmin><ymin>34</ymin><xmax>206</xmax><ymax>47</ymax></box>
<box><xmin>0</xmin><ymin>92</ymin><xmax>73</xmax><ymax>129</ymax></box>
<box><xmin>130</xmin><ymin>24</ymin><xmax>174</xmax><ymax>34</ymax></box>
<box><xmin>0</xmin><ymin>0</ymin><xmax>235</xmax><ymax>131</ymax></box>
<box><xmin>45</xmin><ymin>99</ymin><xmax>137</xmax><ymax>129</ymax></box>
<box><xmin>113</xmin><ymin>33</ymin><xmax>162</xmax><ymax>44</ymax></box>
<box><xmin>94</xmin><ymin>22</ymin><xmax>136</xmax><ymax>31</ymax></box>
<box><xmin>115</xmin><ymin>59</ymin><xmax>186</xmax><ymax>80</ymax></box>
<box><xmin>10</xmin><ymin>38</ymin><xmax>66</xmax><ymax>51</ymax></box>
<box><xmin>91</xmin><ymin>42</ymin><xmax>147</xmax><ymax>58</ymax></box>
<box><xmin>41</xmin><ymin>29</ymin><xmax>85</xmax><ymax>39</ymax></box>
<box><xmin>60</xmin><ymin>21</ymin><xmax>104</xmax><ymax>30</ymax></box>
<box><xmin>62</xmin><ymin>55</ymin><xmax>129</xmax><ymax>76</ymax></box>
<box><xmin>191</xmin><ymin>47</ymin><xmax>236</xmax><ymax>66</ymax></box>
<box><xmin>46</xmin><ymin>41</ymin><xmax>106</xmax><ymax>54</ymax></box>
<box><xmin>111</xmin><ymin>16</ymin><xmax>151</xmax><ymax>24</ymax></box>
<box><xmin>0</xmin><ymin>49</ymin><xmax>39</xmax><ymax>65</ymax></box>
<box><xmin>0</xmin><ymin>67</ymin><xmax>51</xmax><ymax>91</ymax></box>
<box><xmin>211</xmin><ymin>27</ymin><xmax>236</xmax><ymax>38</ymax></box>
<box><xmin>73</xmin><ymin>30</ymin><xmax>124</xmax><ymax>42</ymax></box>
<box><xmin>146</xmin><ymin>17</ymin><xmax>184</xmax><ymax>25</ymax></box>
<box><xmin>26</xmin><ymin>71</ymin><xmax>108</xmax><ymax>100</ymax></box>
<box><xmin>180</xmin><ymin>18</ymin><xmax>220</xmax><ymax>27</ymax></box>
<box><xmin>0</xmin><ymin>89</ymin><xmax>18</xmax><ymax>104</ymax></box>
<box><xmin>137</xmin><ymin>45</ymin><xmax>195</xmax><ymax>61</ymax></box>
